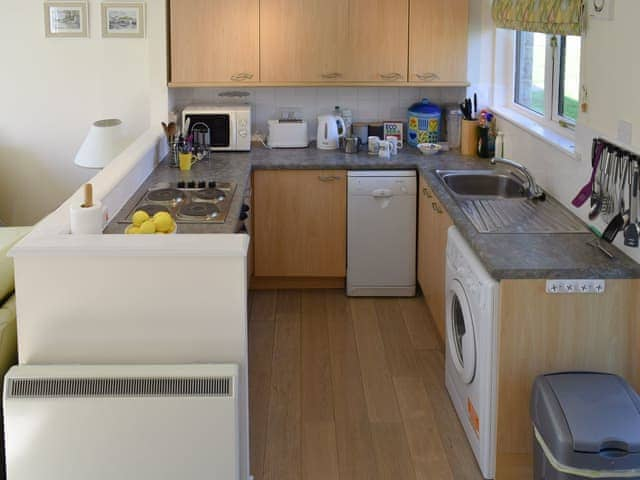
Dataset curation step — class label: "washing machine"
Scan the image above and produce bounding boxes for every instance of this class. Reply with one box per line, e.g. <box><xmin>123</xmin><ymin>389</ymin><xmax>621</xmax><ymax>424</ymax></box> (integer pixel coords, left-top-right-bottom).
<box><xmin>444</xmin><ymin>226</ymin><xmax>499</xmax><ymax>479</ymax></box>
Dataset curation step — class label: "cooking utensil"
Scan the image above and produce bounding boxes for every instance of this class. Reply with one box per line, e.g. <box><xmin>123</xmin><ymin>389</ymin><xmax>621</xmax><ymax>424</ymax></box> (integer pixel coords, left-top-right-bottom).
<box><xmin>600</xmin><ymin>148</ymin><xmax>616</xmax><ymax>221</ymax></box>
<box><xmin>473</xmin><ymin>93</ymin><xmax>478</xmax><ymax>118</ymax></box>
<box><xmin>572</xmin><ymin>141</ymin><xmax>605</xmax><ymax>207</ymax></box>
<box><xmin>588</xmin><ymin>143</ymin><xmax>607</xmax><ymax>220</ymax></box>
<box><xmin>602</xmin><ymin>154</ymin><xmax>628</xmax><ymax>243</ymax></box>
<box><xmin>624</xmin><ymin>158</ymin><xmax>639</xmax><ymax>247</ymax></box>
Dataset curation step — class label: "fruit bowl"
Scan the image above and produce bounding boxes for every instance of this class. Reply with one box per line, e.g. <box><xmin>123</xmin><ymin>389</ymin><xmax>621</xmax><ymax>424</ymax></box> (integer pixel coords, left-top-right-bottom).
<box><xmin>125</xmin><ymin>210</ymin><xmax>177</xmax><ymax>235</ymax></box>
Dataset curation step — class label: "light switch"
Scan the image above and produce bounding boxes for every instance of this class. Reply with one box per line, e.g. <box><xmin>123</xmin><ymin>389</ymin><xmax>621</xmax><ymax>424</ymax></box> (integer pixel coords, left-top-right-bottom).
<box><xmin>589</xmin><ymin>0</ymin><xmax>615</xmax><ymax>20</ymax></box>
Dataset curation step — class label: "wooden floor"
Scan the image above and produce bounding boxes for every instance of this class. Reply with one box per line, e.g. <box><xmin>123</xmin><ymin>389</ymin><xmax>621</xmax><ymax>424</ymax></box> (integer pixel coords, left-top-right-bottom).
<box><xmin>248</xmin><ymin>290</ymin><xmax>483</xmax><ymax>480</ymax></box>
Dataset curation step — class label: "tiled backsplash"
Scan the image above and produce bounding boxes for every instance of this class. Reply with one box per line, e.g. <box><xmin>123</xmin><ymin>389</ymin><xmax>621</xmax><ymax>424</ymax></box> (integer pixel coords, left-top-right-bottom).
<box><xmin>169</xmin><ymin>87</ymin><xmax>465</xmax><ymax>139</ymax></box>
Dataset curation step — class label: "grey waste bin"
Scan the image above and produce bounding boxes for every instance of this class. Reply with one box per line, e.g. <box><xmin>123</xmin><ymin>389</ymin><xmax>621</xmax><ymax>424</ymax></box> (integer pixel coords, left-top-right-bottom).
<box><xmin>531</xmin><ymin>372</ymin><xmax>640</xmax><ymax>479</ymax></box>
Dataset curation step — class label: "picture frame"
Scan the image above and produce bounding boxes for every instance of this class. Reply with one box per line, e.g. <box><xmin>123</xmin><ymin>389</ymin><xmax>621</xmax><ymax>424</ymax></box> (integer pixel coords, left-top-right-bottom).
<box><xmin>101</xmin><ymin>3</ymin><xmax>145</xmax><ymax>38</ymax></box>
<box><xmin>44</xmin><ymin>2</ymin><xmax>89</xmax><ymax>38</ymax></box>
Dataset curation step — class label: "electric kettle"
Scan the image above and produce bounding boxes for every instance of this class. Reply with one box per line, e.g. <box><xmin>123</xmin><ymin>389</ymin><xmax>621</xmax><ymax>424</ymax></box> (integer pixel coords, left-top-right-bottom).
<box><xmin>317</xmin><ymin>114</ymin><xmax>346</xmax><ymax>150</ymax></box>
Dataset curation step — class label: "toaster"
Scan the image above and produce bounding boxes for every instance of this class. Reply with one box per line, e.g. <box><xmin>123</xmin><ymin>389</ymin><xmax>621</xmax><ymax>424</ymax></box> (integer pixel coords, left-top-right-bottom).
<box><xmin>267</xmin><ymin>119</ymin><xmax>309</xmax><ymax>148</ymax></box>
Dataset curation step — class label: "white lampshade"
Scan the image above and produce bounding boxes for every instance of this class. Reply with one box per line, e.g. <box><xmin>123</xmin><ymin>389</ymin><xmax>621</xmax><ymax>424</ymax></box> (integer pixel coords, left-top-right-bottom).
<box><xmin>74</xmin><ymin>119</ymin><xmax>125</xmax><ymax>169</ymax></box>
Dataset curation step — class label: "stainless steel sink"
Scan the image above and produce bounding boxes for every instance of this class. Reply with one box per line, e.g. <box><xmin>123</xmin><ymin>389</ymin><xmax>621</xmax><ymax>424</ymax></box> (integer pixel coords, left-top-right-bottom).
<box><xmin>437</xmin><ymin>170</ymin><xmax>527</xmax><ymax>199</ymax></box>
<box><xmin>435</xmin><ymin>169</ymin><xmax>587</xmax><ymax>234</ymax></box>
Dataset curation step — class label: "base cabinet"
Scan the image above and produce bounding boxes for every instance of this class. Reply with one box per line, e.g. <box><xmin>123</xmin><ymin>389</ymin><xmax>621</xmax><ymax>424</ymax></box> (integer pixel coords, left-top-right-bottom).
<box><xmin>417</xmin><ymin>176</ymin><xmax>452</xmax><ymax>340</ymax></box>
<box><xmin>253</xmin><ymin>170</ymin><xmax>347</xmax><ymax>278</ymax></box>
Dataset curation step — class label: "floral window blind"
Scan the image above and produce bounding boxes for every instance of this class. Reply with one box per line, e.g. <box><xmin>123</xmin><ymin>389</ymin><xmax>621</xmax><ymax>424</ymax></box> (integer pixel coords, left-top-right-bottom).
<box><xmin>492</xmin><ymin>0</ymin><xmax>584</xmax><ymax>35</ymax></box>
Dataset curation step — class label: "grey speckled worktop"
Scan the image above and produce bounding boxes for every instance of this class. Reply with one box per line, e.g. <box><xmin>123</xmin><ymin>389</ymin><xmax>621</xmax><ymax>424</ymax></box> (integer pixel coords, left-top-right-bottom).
<box><xmin>104</xmin><ymin>143</ymin><xmax>640</xmax><ymax>280</ymax></box>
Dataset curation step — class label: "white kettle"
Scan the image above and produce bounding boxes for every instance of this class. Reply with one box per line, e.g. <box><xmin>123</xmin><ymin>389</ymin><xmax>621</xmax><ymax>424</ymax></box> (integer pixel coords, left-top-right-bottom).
<box><xmin>317</xmin><ymin>114</ymin><xmax>346</xmax><ymax>150</ymax></box>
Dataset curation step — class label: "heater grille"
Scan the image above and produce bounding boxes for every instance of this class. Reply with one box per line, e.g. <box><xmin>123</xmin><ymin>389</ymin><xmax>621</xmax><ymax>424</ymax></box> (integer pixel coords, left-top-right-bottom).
<box><xmin>7</xmin><ymin>376</ymin><xmax>232</xmax><ymax>398</ymax></box>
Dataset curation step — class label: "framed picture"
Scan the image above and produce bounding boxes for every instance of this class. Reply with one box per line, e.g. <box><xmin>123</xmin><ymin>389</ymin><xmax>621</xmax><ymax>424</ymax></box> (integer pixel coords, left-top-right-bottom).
<box><xmin>44</xmin><ymin>2</ymin><xmax>88</xmax><ymax>38</ymax></box>
<box><xmin>101</xmin><ymin>3</ymin><xmax>145</xmax><ymax>38</ymax></box>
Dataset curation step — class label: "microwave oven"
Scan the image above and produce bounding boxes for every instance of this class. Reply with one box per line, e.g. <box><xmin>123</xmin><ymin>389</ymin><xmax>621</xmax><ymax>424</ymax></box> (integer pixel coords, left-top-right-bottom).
<box><xmin>182</xmin><ymin>105</ymin><xmax>252</xmax><ymax>151</ymax></box>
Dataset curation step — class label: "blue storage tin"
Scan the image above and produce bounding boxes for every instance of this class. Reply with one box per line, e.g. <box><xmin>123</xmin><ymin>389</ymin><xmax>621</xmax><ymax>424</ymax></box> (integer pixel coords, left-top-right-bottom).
<box><xmin>407</xmin><ymin>98</ymin><xmax>441</xmax><ymax>146</ymax></box>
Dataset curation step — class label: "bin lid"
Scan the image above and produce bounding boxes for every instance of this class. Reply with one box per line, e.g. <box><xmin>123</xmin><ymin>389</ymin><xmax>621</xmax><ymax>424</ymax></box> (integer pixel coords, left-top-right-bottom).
<box><xmin>546</xmin><ymin>373</ymin><xmax>640</xmax><ymax>454</ymax></box>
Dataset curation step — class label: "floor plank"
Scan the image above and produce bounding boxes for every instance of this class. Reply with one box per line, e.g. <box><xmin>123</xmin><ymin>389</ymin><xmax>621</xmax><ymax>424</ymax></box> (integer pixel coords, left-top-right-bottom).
<box><xmin>375</xmin><ymin>298</ymin><xmax>421</xmax><ymax>377</ymax></box>
<box><xmin>399</xmin><ymin>295</ymin><xmax>443</xmax><ymax>351</ymax></box>
<box><xmin>417</xmin><ymin>350</ymin><xmax>483</xmax><ymax>480</ymax></box>
<box><xmin>326</xmin><ymin>290</ymin><xmax>380</xmax><ymax>480</ymax></box>
<box><xmin>394</xmin><ymin>376</ymin><xmax>454</xmax><ymax>480</ymax></box>
<box><xmin>350</xmin><ymin>297</ymin><xmax>402</xmax><ymax>423</ymax></box>
<box><xmin>370</xmin><ymin>422</ymin><xmax>417</xmax><ymax>480</ymax></box>
<box><xmin>262</xmin><ymin>291</ymin><xmax>302</xmax><ymax>480</ymax></box>
<box><xmin>301</xmin><ymin>422</ymin><xmax>340</xmax><ymax>480</ymax></box>
<box><xmin>249</xmin><ymin>291</ymin><xmax>276</xmax><ymax>480</ymax></box>
<box><xmin>300</xmin><ymin>291</ymin><xmax>339</xmax><ymax>479</ymax></box>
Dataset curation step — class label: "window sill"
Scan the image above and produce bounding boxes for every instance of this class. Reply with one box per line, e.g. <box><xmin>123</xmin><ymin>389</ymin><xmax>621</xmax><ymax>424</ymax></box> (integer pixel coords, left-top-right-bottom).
<box><xmin>491</xmin><ymin>106</ymin><xmax>578</xmax><ymax>159</ymax></box>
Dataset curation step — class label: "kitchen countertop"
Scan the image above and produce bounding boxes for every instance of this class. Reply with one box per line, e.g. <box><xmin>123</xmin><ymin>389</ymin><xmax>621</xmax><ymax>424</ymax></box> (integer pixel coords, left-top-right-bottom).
<box><xmin>105</xmin><ymin>143</ymin><xmax>640</xmax><ymax>280</ymax></box>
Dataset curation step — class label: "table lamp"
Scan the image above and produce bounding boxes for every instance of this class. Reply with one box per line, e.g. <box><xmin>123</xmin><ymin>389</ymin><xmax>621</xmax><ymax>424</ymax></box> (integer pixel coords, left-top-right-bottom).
<box><xmin>74</xmin><ymin>119</ymin><xmax>125</xmax><ymax>169</ymax></box>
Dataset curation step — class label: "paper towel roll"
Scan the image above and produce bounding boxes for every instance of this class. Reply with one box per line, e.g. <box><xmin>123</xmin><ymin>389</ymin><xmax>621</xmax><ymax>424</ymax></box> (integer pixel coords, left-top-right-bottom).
<box><xmin>70</xmin><ymin>201</ymin><xmax>106</xmax><ymax>234</ymax></box>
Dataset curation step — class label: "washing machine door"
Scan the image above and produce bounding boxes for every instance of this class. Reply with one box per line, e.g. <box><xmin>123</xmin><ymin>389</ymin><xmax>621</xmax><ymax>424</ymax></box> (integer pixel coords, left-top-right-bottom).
<box><xmin>447</xmin><ymin>279</ymin><xmax>477</xmax><ymax>384</ymax></box>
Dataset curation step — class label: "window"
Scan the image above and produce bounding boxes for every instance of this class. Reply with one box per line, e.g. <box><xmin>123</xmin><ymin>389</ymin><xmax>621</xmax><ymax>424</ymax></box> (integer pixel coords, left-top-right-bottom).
<box><xmin>514</xmin><ymin>31</ymin><xmax>581</xmax><ymax>126</ymax></box>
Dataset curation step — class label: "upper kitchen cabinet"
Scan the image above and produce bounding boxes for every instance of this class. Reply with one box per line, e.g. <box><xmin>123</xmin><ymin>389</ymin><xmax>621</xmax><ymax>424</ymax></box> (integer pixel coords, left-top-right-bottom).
<box><xmin>346</xmin><ymin>0</ymin><xmax>409</xmax><ymax>82</ymax></box>
<box><xmin>409</xmin><ymin>0</ymin><xmax>469</xmax><ymax>83</ymax></box>
<box><xmin>170</xmin><ymin>0</ymin><xmax>259</xmax><ymax>85</ymax></box>
<box><xmin>260</xmin><ymin>0</ymin><xmax>348</xmax><ymax>82</ymax></box>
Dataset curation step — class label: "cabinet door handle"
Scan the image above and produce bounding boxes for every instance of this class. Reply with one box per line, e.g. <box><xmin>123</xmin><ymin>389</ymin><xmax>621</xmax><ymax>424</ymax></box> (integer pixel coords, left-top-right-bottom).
<box><xmin>318</xmin><ymin>175</ymin><xmax>341</xmax><ymax>182</ymax></box>
<box><xmin>431</xmin><ymin>201</ymin><xmax>443</xmax><ymax>214</ymax></box>
<box><xmin>379</xmin><ymin>72</ymin><xmax>402</xmax><ymax>81</ymax></box>
<box><xmin>231</xmin><ymin>72</ymin><xmax>254</xmax><ymax>81</ymax></box>
<box><xmin>321</xmin><ymin>72</ymin><xmax>342</xmax><ymax>79</ymax></box>
<box><xmin>416</xmin><ymin>72</ymin><xmax>440</xmax><ymax>81</ymax></box>
<box><xmin>422</xmin><ymin>186</ymin><xmax>433</xmax><ymax>198</ymax></box>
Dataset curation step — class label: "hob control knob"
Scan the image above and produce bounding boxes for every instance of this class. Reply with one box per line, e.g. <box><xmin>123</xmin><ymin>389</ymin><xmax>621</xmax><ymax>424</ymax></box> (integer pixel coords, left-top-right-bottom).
<box><xmin>198</xmin><ymin>181</ymin><xmax>206</xmax><ymax>188</ymax></box>
<box><xmin>239</xmin><ymin>213</ymin><xmax>248</xmax><ymax>221</ymax></box>
<box><xmin>241</xmin><ymin>204</ymin><xmax>250</xmax><ymax>213</ymax></box>
<box><xmin>187</xmin><ymin>181</ymin><xmax>196</xmax><ymax>189</ymax></box>
<box><xmin>177</xmin><ymin>181</ymin><xmax>186</xmax><ymax>188</ymax></box>
<box><xmin>208</xmin><ymin>181</ymin><xmax>217</xmax><ymax>188</ymax></box>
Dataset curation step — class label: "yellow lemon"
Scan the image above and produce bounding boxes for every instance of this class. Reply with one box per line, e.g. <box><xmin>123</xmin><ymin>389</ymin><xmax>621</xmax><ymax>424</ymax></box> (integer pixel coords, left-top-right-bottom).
<box><xmin>153</xmin><ymin>211</ymin><xmax>172</xmax><ymax>222</ymax></box>
<box><xmin>153</xmin><ymin>213</ymin><xmax>174</xmax><ymax>233</ymax></box>
<box><xmin>125</xmin><ymin>225</ymin><xmax>141</xmax><ymax>235</ymax></box>
<box><xmin>139</xmin><ymin>220</ymin><xmax>156</xmax><ymax>234</ymax></box>
<box><xmin>132</xmin><ymin>210</ymin><xmax>150</xmax><ymax>226</ymax></box>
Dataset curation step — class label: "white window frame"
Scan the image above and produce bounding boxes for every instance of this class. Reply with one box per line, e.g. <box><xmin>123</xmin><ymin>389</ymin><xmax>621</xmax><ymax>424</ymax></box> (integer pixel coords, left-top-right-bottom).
<box><xmin>509</xmin><ymin>31</ymin><xmax>580</xmax><ymax>137</ymax></box>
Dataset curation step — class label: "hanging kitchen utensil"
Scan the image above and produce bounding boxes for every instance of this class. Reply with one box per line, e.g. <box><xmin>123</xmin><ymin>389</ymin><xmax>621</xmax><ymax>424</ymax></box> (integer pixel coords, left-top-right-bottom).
<box><xmin>572</xmin><ymin>140</ymin><xmax>606</xmax><ymax>207</ymax></box>
<box><xmin>624</xmin><ymin>158</ymin><xmax>639</xmax><ymax>247</ymax></box>
<box><xmin>589</xmin><ymin>144</ymin><xmax>608</xmax><ymax>220</ymax></box>
<box><xmin>602</xmin><ymin>153</ymin><xmax>628</xmax><ymax>243</ymax></box>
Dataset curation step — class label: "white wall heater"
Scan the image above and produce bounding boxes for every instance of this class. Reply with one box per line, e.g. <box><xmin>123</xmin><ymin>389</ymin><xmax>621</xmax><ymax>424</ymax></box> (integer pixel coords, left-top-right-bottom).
<box><xmin>3</xmin><ymin>364</ymin><xmax>239</xmax><ymax>480</ymax></box>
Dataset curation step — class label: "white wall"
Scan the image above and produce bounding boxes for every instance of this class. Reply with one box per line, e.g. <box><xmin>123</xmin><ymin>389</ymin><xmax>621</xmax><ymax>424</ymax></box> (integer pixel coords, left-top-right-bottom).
<box><xmin>474</xmin><ymin>0</ymin><xmax>640</xmax><ymax>263</ymax></box>
<box><xmin>169</xmin><ymin>86</ymin><xmax>465</xmax><ymax>139</ymax></box>
<box><xmin>0</xmin><ymin>0</ymin><xmax>167</xmax><ymax>226</ymax></box>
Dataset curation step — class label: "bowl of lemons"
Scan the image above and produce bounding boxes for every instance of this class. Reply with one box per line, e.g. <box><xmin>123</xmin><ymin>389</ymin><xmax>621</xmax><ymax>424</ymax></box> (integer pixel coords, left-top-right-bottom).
<box><xmin>125</xmin><ymin>210</ymin><xmax>177</xmax><ymax>235</ymax></box>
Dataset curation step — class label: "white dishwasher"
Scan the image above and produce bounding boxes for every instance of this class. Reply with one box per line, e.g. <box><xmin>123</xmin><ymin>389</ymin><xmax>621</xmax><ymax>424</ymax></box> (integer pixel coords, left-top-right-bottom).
<box><xmin>347</xmin><ymin>170</ymin><xmax>417</xmax><ymax>296</ymax></box>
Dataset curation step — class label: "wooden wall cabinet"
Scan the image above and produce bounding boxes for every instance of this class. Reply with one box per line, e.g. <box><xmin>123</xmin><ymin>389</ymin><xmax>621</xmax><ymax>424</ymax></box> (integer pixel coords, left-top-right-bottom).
<box><xmin>253</xmin><ymin>170</ymin><xmax>347</xmax><ymax>278</ymax></box>
<box><xmin>409</xmin><ymin>0</ymin><xmax>469</xmax><ymax>83</ymax></box>
<box><xmin>345</xmin><ymin>0</ymin><xmax>409</xmax><ymax>82</ymax></box>
<box><xmin>260</xmin><ymin>0</ymin><xmax>348</xmax><ymax>82</ymax></box>
<box><xmin>170</xmin><ymin>0</ymin><xmax>259</xmax><ymax>84</ymax></box>
<box><xmin>417</xmin><ymin>176</ymin><xmax>452</xmax><ymax>340</ymax></box>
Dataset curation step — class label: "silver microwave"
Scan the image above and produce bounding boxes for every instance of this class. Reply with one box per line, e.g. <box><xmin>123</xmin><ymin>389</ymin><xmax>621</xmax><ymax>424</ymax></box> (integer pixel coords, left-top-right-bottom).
<box><xmin>182</xmin><ymin>105</ymin><xmax>252</xmax><ymax>151</ymax></box>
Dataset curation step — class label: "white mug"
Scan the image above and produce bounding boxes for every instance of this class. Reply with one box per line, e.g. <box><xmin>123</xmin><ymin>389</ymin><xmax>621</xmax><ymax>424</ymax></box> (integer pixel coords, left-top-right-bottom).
<box><xmin>368</xmin><ymin>136</ymin><xmax>380</xmax><ymax>155</ymax></box>
<box><xmin>378</xmin><ymin>140</ymin><xmax>392</xmax><ymax>159</ymax></box>
<box><xmin>387</xmin><ymin>137</ymin><xmax>399</xmax><ymax>155</ymax></box>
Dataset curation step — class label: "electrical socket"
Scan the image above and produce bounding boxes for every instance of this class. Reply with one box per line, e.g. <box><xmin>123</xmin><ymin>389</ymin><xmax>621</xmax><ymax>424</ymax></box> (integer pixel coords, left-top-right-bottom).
<box><xmin>545</xmin><ymin>279</ymin><xmax>606</xmax><ymax>294</ymax></box>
